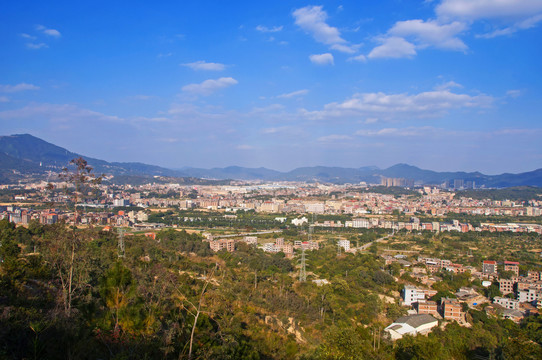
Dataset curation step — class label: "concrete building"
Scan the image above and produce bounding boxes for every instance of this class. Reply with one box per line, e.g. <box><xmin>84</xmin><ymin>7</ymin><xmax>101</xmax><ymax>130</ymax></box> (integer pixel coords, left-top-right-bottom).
<box><xmin>493</xmin><ymin>297</ymin><xmax>520</xmax><ymax>310</ymax></box>
<box><xmin>518</xmin><ymin>287</ymin><xmax>542</xmax><ymax>303</ymax></box>
<box><xmin>209</xmin><ymin>239</ymin><xmax>235</xmax><ymax>252</ymax></box>
<box><xmin>403</xmin><ymin>286</ymin><xmax>426</xmax><ymax>306</ymax></box>
<box><xmin>416</xmin><ymin>301</ymin><xmax>439</xmax><ymax>317</ymax></box>
<box><xmin>338</xmin><ymin>239</ymin><xmax>350</xmax><ymax>252</ymax></box>
<box><xmin>384</xmin><ymin>314</ymin><xmax>438</xmax><ymax>340</ymax></box>
<box><xmin>499</xmin><ymin>278</ymin><xmax>516</xmax><ymax>295</ymax></box>
<box><xmin>483</xmin><ymin>260</ymin><xmax>497</xmax><ymax>275</ymax></box>
<box><xmin>442</xmin><ymin>297</ymin><xmax>462</xmax><ymax>322</ymax></box>
<box><xmin>504</xmin><ymin>261</ymin><xmax>520</xmax><ymax>277</ymax></box>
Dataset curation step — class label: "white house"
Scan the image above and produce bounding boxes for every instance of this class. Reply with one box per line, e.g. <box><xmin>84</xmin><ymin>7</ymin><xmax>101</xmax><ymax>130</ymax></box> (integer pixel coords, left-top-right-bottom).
<box><xmin>385</xmin><ymin>314</ymin><xmax>438</xmax><ymax>340</ymax></box>
<box><xmin>402</xmin><ymin>285</ymin><xmax>426</xmax><ymax>306</ymax></box>
<box><xmin>338</xmin><ymin>240</ymin><xmax>350</xmax><ymax>252</ymax></box>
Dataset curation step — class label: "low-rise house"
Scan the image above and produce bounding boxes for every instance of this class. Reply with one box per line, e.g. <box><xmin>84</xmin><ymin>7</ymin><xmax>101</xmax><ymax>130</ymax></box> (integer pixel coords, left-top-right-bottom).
<box><xmin>504</xmin><ymin>261</ymin><xmax>520</xmax><ymax>277</ymax></box>
<box><xmin>384</xmin><ymin>314</ymin><xmax>438</xmax><ymax>340</ymax></box>
<box><xmin>442</xmin><ymin>297</ymin><xmax>462</xmax><ymax>322</ymax></box>
<box><xmin>493</xmin><ymin>296</ymin><xmax>520</xmax><ymax>310</ymax></box>
<box><xmin>416</xmin><ymin>301</ymin><xmax>439</xmax><ymax>317</ymax></box>
<box><xmin>499</xmin><ymin>278</ymin><xmax>517</xmax><ymax>295</ymax></box>
<box><xmin>518</xmin><ymin>287</ymin><xmax>542</xmax><ymax>303</ymax></box>
<box><xmin>501</xmin><ymin>309</ymin><xmax>524</xmax><ymax>323</ymax></box>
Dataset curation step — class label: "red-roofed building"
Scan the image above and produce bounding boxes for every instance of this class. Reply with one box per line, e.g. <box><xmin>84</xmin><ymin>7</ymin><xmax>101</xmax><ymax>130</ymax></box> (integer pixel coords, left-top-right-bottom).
<box><xmin>483</xmin><ymin>260</ymin><xmax>497</xmax><ymax>275</ymax></box>
<box><xmin>504</xmin><ymin>261</ymin><xmax>520</xmax><ymax>277</ymax></box>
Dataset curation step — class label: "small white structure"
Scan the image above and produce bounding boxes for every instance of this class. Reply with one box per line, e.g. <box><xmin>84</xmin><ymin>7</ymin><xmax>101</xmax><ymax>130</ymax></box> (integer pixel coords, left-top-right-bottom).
<box><xmin>403</xmin><ymin>285</ymin><xmax>425</xmax><ymax>306</ymax></box>
<box><xmin>338</xmin><ymin>240</ymin><xmax>350</xmax><ymax>252</ymax></box>
<box><xmin>493</xmin><ymin>296</ymin><xmax>520</xmax><ymax>310</ymax></box>
<box><xmin>385</xmin><ymin>314</ymin><xmax>438</xmax><ymax>340</ymax></box>
<box><xmin>291</xmin><ymin>217</ymin><xmax>308</xmax><ymax>226</ymax></box>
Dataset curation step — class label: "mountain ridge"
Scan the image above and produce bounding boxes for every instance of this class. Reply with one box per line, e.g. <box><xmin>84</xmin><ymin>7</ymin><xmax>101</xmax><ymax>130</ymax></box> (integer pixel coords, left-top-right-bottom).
<box><xmin>0</xmin><ymin>134</ymin><xmax>541</xmax><ymax>187</ymax></box>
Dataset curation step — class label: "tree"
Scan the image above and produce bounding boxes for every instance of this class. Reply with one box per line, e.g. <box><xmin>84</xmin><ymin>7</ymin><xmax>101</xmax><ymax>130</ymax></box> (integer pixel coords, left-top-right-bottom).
<box><xmin>56</xmin><ymin>157</ymin><xmax>102</xmax><ymax>316</ymax></box>
<box><xmin>100</xmin><ymin>262</ymin><xmax>135</xmax><ymax>331</ymax></box>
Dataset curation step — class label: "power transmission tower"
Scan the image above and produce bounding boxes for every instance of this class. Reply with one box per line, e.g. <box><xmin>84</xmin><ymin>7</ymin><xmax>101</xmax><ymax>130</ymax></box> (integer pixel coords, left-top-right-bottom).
<box><xmin>298</xmin><ymin>247</ymin><xmax>307</xmax><ymax>282</ymax></box>
<box><xmin>117</xmin><ymin>228</ymin><xmax>125</xmax><ymax>258</ymax></box>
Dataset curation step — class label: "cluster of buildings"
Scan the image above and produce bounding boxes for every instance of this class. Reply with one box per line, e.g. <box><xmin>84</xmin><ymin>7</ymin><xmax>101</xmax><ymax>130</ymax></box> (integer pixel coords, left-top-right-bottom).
<box><xmin>397</xmin><ymin>257</ymin><xmax>542</xmax><ymax>332</ymax></box>
<box><xmin>0</xmin><ymin>205</ymin><xmax>149</xmax><ymax>227</ymax></box>
<box><xmin>205</xmin><ymin>234</ymin><xmax>320</xmax><ymax>258</ymax></box>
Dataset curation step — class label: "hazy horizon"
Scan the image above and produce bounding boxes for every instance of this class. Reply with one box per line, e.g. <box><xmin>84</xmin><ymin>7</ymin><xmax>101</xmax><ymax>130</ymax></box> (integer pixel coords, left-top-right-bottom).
<box><xmin>1</xmin><ymin>1</ymin><xmax>541</xmax><ymax>174</ymax></box>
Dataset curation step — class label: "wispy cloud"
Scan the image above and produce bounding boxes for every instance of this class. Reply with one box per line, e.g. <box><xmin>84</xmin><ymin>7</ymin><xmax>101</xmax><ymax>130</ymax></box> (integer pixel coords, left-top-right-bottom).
<box><xmin>0</xmin><ymin>103</ymin><xmax>121</xmax><ymax>123</ymax></box>
<box><xmin>0</xmin><ymin>83</ymin><xmax>40</xmax><ymax>92</ymax></box>
<box><xmin>317</xmin><ymin>134</ymin><xmax>353</xmax><ymax>142</ymax></box>
<box><xmin>127</xmin><ymin>95</ymin><xmax>156</xmax><ymax>101</ymax></box>
<box><xmin>293</xmin><ymin>5</ymin><xmax>356</xmax><ymax>53</ymax></box>
<box><xmin>389</xmin><ymin>19</ymin><xmax>467</xmax><ymax>50</ymax></box>
<box><xmin>434</xmin><ymin>80</ymin><xmax>463</xmax><ymax>91</ymax></box>
<box><xmin>366</xmin><ymin>0</ymin><xmax>542</xmax><ymax>60</ymax></box>
<box><xmin>506</xmin><ymin>89</ymin><xmax>522</xmax><ymax>98</ymax></box>
<box><xmin>20</xmin><ymin>33</ymin><xmax>36</xmax><ymax>40</ymax></box>
<box><xmin>181</xmin><ymin>77</ymin><xmax>238</xmax><ymax>96</ymax></box>
<box><xmin>236</xmin><ymin>144</ymin><xmax>255</xmax><ymax>150</ymax></box>
<box><xmin>309</xmin><ymin>53</ymin><xmax>334</xmax><ymax>65</ymax></box>
<box><xmin>368</xmin><ymin>37</ymin><xmax>417</xmax><ymax>59</ymax></box>
<box><xmin>36</xmin><ymin>24</ymin><xmax>61</xmax><ymax>37</ymax></box>
<box><xmin>256</xmin><ymin>25</ymin><xmax>283</xmax><ymax>33</ymax></box>
<box><xmin>302</xmin><ymin>89</ymin><xmax>493</xmax><ymax>120</ymax></box>
<box><xmin>276</xmin><ymin>89</ymin><xmax>309</xmax><ymax>99</ymax></box>
<box><xmin>181</xmin><ymin>60</ymin><xmax>226</xmax><ymax>71</ymax></box>
<box><xmin>26</xmin><ymin>43</ymin><xmax>48</xmax><ymax>50</ymax></box>
<box><xmin>355</xmin><ymin>126</ymin><xmax>449</xmax><ymax>137</ymax></box>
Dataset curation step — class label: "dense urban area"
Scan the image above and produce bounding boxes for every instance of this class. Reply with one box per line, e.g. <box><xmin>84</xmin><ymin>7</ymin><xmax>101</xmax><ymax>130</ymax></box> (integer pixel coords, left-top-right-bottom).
<box><xmin>1</xmin><ymin>160</ymin><xmax>542</xmax><ymax>359</ymax></box>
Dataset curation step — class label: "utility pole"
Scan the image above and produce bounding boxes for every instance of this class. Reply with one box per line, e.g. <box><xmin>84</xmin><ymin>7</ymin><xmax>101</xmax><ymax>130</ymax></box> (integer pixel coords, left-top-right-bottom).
<box><xmin>299</xmin><ymin>247</ymin><xmax>307</xmax><ymax>282</ymax></box>
<box><xmin>117</xmin><ymin>227</ymin><xmax>125</xmax><ymax>258</ymax></box>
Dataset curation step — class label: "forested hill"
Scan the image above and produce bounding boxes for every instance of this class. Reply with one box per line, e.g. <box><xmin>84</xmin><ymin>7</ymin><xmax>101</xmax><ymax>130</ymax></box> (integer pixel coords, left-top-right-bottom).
<box><xmin>1</xmin><ymin>220</ymin><xmax>542</xmax><ymax>359</ymax></box>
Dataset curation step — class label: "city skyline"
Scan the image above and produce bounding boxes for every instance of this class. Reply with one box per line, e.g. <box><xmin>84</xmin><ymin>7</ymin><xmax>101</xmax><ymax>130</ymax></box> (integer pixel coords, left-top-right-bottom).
<box><xmin>1</xmin><ymin>0</ymin><xmax>541</xmax><ymax>173</ymax></box>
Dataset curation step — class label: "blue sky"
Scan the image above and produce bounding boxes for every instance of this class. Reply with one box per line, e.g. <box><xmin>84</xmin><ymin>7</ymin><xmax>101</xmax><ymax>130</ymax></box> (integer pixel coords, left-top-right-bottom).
<box><xmin>1</xmin><ymin>0</ymin><xmax>541</xmax><ymax>174</ymax></box>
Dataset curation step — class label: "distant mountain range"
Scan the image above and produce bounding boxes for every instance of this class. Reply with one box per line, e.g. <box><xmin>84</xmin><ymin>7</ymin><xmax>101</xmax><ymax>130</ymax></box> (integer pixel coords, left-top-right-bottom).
<box><xmin>1</xmin><ymin>134</ymin><xmax>541</xmax><ymax>187</ymax></box>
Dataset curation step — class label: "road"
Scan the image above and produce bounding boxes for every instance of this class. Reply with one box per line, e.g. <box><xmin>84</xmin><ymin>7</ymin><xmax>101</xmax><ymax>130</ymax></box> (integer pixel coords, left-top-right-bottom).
<box><xmin>356</xmin><ymin>233</ymin><xmax>393</xmax><ymax>251</ymax></box>
<box><xmin>216</xmin><ymin>230</ymin><xmax>283</xmax><ymax>238</ymax></box>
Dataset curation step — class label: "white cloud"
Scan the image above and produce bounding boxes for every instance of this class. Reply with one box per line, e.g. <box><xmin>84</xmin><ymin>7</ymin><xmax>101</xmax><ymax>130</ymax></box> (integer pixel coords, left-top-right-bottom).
<box><xmin>181</xmin><ymin>77</ymin><xmax>238</xmax><ymax>96</ymax></box>
<box><xmin>317</xmin><ymin>134</ymin><xmax>353</xmax><ymax>142</ymax></box>
<box><xmin>0</xmin><ymin>103</ymin><xmax>121</xmax><ymax>123</ymax></box>
<box><xmin>256</xmin><ymin>25</ymin><xmax>283</xmax><ymax>33</ymax></box>
<box><xmin>368</xmin><ymin>37</ymin><xmax>416</xmax><ymax>59</ymax></box>
<box><xmin>355</xmin><ymin>126</ymin><xmax>446</xmax><ymax>137</ymax></box>
<box><xmin>437</xmin><ymin>0</ymin><xmax>542</xmax><ymax>37</ymax></box>
<box><xmin>347</xmin><ymin>54</ymin><xmax>367</xmax><ymax>62</ymax></box>
<box><xmin>330</xmin><ymin>44</ymin><xmax>357</xmax><ymax>54</ymax></box>
<box><xmin>26</xmin><ymin>43</ymin><xmax>48</xmax><ymax>50</ymax></box>
<box><xmin>309</xmin><ymin>53</ymin><xmax>334</xmax><ymax>65</ymax></box>
<box><xmin>0</xmin><ymin>83</ymin><xmax>40</xmax><ymax>92</ymax></box>
<box><xmin>128</xmin><ymin>95</ymin><xmax>155</xmax><ymax>100</ymax></box>
<box><xmin>302</xmin><ymin>89</ymin><xmax>493</xmax><ymax>120</ymax></box>
<box><xmin>0</xmin><ymin>96</ymin><xmax>9</xmax><ymax>103</ymax></box>
<box><xmin>477</xmin><ymin>13</ymin><xmax>542</xmax><ymax>38</ymax></box>
<box><xmin>389</xmin><ymin>19</ymin><xmax>467</xmax><ymax>50</ymax></box>
<box><xmin>20</xmin><ymin>33</ymin><xmax>36</xmax><ymax>40</ymax></box>
<box><xmin>436</xmin><ymin>0</ymin><xmax>542</xmax><ymax>21</ymax></box>
<box><xmin>276</xmin><ymin>89</ymin><xmax>309</xmax><ymax>99</ymax></box>
<box><xmin>293</xmin><ymin>5</ymin><xmax>356</xmax><ymax>53</ymax></box>
<box><xmin>182</xmin><ymin>60</ymin><xmax>226</xmax><ymax>71</ymax></box>
<box><xmin>36</xmin><ymin>24</ymin><xmax>61</xmax><ymax>37</ymax></box>
<box><xmin>506</xmin><ymin>89</ymin><xmax>522</xmax><ymax>98</ymax></box>
<box><xmin>236</xmin><ymin>144</ymin><xmax>255</xmax><ymax>150</ymax></box>
<box><xmin>434</xmin><ymin>80</ymin><xmax>463</xmax><ymax>91</ymax></box>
